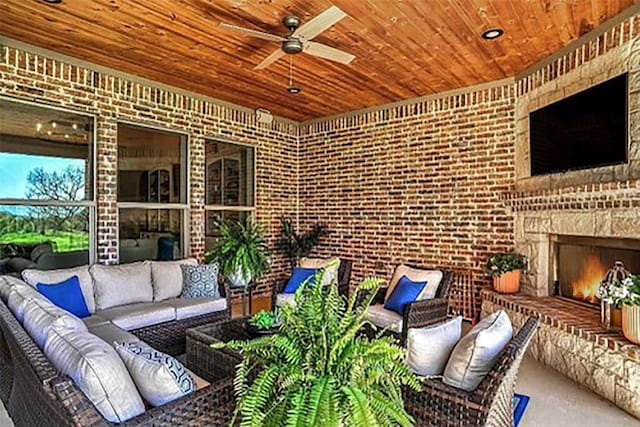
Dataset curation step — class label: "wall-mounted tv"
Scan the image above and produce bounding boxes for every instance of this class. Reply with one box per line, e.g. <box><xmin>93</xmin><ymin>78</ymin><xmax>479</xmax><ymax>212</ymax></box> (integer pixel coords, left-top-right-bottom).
<box><xmin>529</xmin><ymin>74</ymin><xmax>628</xmax><ymax>176</ymax></box>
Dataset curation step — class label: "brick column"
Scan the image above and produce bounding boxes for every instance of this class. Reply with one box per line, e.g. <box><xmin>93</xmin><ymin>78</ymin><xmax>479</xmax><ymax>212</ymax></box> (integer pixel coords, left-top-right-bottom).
<box><xmin>189</xmin><ymin>133</ymin><xmax>206</xmax><ymax>261</ymax></box>
<box><xmin>95</xmin><ymin>115</ymin><xmax>119</xmax><ymax>264</ymax></box>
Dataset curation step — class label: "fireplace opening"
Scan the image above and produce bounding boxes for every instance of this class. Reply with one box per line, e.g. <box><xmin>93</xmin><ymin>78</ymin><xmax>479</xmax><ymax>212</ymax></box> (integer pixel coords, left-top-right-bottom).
<box><xmin>554</xmin><ymin>236</ymin><xmax>640</xmax><ymax>305</ymax></box>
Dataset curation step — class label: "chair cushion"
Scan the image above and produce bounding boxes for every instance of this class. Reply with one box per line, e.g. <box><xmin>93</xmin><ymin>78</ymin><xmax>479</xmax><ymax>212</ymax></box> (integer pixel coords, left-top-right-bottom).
<box><xmin>22</xmin><ymin>297</ymin><xmax>88</xmax><ymax>349</ymax></box>
<box><xmin>385</xmin><ymin>265</ymin><xmax>443</xmax><ymax>302</ymax></box>
<box><xmin>275</xmin><ymin>293</ymin><xmax>296</xmax><ymax>307</ymax></box>
<box><xmin>44</xmin><ymin>327</ymin><xmax>145</xmax><ymax>423</ymax></box>
<box><xmin>91</xmin><ymin>262</ymin><xmax>153</xmax><ymax>310</ymax></box>
<box><xmin>97</xmin><ymin>302</ymin><xmax>176</xmax><ymax>331</ymax></box>
<box><xmin>82</xmin><ymin>314</ymin><xmax>111</xmax><ymax>329</ymax></box>
<box><xmin>23</xmin><ymin>265</ymin><xmax>96</xmax><ymax>313</ymax></box>
<box><xmin>89</xmin><ymin>323</ymin><xmax>141</xmax><ymax>348</ymax></box>
<box><xmin>115</xmin><ymin>342</ymin><xmax>196</xmax><ymax>407</ymax></box>
<box><xmin>180</xmin><ymin>264</ymin><xmax>219</xmax><ymax>299</ymax></box>
<box><xmin>299</xmin><ymin>257</ymin><xmax>340</xmax><ymax>286</ymax></box>
<box><xmin>407</xmin><ymin>316</ymin><xmax>463</xmax><ymax>376</ymax></box>
<box><xmin>364</xmin><ymin>304</ymin><xmax>403</xmax><ymax>333</ymax></box>
<box><xmin>7</xmin><ymin>284</ymin><xmax>42</xmax><ymax>323</ymax></box>
<box><xmin>384</xmin><ymin>275</ymin><xmax>426</xmax><ymax>315</ymax></box>
<box><xmin>151</xmin><ymin>259</ymin><xmax>198</xmax><ymax>302</ymax></box>
<box><xmin>0</xmin><ymin>275</ymin><xmax>29</xmax><ymax>302</ymax></box>
<box><xmin>36</xmin><ymin>275</ymin><xmax>90</xmax><ymax>318</ymax></box>
<box><xmin>443</xmin><ymin>310</ymin><xmax>513</xmax><ymax>391</ymax></box>
<box><xmin>283</xmin><ymin>267</ymin><xmax>317</xmax><ymax>294</ymax></box>
<box><xmin>165</xmin><ymin>297</ymin><xmax>227</xmax><ymax>320</ymax></box>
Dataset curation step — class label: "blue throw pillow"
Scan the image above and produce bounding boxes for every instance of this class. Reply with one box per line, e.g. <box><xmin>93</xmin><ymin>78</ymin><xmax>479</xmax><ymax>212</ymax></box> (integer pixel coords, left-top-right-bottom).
<box><xmin>181</xmin><ymin>264</ymin><xmax>220</xmax><ymax>299</ymax></box>
<box><xmin>384</xmin><ymin>275</ymin><xmax>427</xmax><ymax>315</ymax></box>
<box><xmin>37</xmin><ymin>275</ymin><xmax>90</xmax><ymax>318</ymax></box>
<box><xmin>283</xmin><ymin>267</ymin><xmax>317</xmax><ymax>294</ymax></box>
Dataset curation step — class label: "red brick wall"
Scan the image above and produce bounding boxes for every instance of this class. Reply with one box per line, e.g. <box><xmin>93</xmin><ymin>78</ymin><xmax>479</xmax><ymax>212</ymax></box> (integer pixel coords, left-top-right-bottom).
<box><xmin>0</xmin><ymin>44</ymin><xmax>298</xmax><ymax>297</ymax></box>
<box><xmin>298</xmin><ymin>86</ymin><xmax>517</xmax><ymax>291</ymax></box>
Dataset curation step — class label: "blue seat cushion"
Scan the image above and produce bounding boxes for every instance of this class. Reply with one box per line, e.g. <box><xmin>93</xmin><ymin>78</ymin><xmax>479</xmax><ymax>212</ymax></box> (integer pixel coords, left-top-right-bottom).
<box><xmin>37</xmin><ymin>275</ymin><xmax>91</xmax><ymax>318</ymax></box>
<box><xmin>384</xmin><ymin>275</ymin><xmax>427</xmax><ymax>315</ymax></box>
<box><xmin>283</xmin><ymin>267</ymin><xmax>317</xmax><ymax>294</ymax></box>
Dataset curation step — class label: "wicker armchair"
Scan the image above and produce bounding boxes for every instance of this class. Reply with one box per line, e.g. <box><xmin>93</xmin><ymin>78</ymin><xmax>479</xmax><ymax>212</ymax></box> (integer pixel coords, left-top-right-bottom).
<box><xmin>363</xmin><ymin>267</ymin><xmax>453</xmax><ymax>344</ymax></box>
<box><xmin>404</xmin><ymin>316</ymin><xmax>541</xmax><ymax>427</ymax></box>
<box><xmin>272</xmin><ymin>259</ymin><xmax>353</xmax><ymax>309</ymax></box>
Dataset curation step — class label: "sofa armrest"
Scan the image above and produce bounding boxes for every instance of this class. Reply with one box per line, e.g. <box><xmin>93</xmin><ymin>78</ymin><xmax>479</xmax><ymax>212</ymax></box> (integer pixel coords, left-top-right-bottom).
<box><xmin>401</xmin><ymin>297</ymin><xmax>449</xmax><ymax>341</ymax></box>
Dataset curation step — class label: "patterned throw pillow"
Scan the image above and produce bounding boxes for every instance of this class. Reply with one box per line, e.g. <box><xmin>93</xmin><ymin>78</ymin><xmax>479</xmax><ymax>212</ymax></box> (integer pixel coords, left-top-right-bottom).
<box><xmin>180</xmin><ymin>264</ymin><xmax>219</xmax><ymax>299</ymax></box>
<box><xmin>115</xmin><ymin>342</ymin><xmax>196</xmax><ymax>407</ymax></box>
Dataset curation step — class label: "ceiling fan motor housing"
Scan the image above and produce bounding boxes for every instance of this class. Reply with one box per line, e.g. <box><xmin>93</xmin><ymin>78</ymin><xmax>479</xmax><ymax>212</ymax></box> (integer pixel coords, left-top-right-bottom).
<box><xmin>282</xmin><ymin>36</ymin><xmax>303</xmax><ymax>54</ymax></box>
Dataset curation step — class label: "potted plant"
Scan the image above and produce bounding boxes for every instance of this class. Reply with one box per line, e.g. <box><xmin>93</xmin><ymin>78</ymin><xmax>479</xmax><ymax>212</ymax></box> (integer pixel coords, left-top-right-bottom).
<box><xmin>206</xmin><ymin>217</ymin><xmax>270</xmax><ymax>290</ymax></box>
<box><xmin>616</xmin><ymin>275</ymin><xmax>640</xmax><ymax>344</ymax></box>
<box><xmin>243</xmin><ymin>309</ymin><xmax>281</xmax><ymax>336</ymax></box>
<box><xmin>214</xmin><ymin>268</ymin><xmax>420</xmax><ymax>426</ymax></box>
<box><xmin>485</xmin><ymin>252</ymin><xmax>527</xmax><ymax>294</ymax></box>
<box><xmin>277</xmin><ymin>217</ymin><xmax>327</xmax><ymax>270</ymax></box>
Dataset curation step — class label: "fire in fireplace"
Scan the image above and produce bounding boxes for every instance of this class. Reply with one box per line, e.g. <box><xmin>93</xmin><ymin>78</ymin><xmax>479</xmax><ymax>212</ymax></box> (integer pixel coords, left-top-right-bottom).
<box><xmin>554</xmin><ymin>236</ymin><xmax>640</xmax><ymax>305</ymax></box>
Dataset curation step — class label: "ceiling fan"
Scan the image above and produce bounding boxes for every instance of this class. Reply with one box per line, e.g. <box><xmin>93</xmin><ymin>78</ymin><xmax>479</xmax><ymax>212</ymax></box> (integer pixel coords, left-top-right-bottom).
<box><xmin>219</xmin><ymin>5</ymin><xmax>355</xmax><ymax>70</ymax></box>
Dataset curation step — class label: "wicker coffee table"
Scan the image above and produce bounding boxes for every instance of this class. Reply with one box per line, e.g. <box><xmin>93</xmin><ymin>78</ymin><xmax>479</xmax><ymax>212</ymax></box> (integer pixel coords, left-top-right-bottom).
<box><xmin>186</xmin><ymin>316</ymin><xmax>253</xmax><ymax>382</ymax></box>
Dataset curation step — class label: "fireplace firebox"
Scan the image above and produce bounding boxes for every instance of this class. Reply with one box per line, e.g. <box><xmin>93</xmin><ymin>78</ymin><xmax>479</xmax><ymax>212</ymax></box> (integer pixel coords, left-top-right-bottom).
<box><xmin>552</xmin><ymin>235</ymin><xmax>640</xmax><ymax>305</ymax></box>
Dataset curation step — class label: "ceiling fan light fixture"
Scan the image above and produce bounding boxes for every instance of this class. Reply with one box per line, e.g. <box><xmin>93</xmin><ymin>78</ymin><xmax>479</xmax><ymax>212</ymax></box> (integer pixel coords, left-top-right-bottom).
<box><xmin>41</xmin><ymin>0</ymin><xmax>63</xmax><ymax>3</ymax></box>
<box><xmin>482</xmin><ymin>28</ymin><xmax>504</xmax><ymax>40</ymax></box>
<box><xmin>287</xmin><ymin>87</ymin><xmax>302</xmax><ymax>94</ymax></box>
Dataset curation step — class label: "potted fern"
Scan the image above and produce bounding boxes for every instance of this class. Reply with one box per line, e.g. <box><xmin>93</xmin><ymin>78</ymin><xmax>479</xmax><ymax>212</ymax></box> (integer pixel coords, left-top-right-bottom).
<box><xmin>215</xmin><ymin>265</ymin><xmax>420</xmax><ymax>426</ymax></box>
<box><xmin>206</xmin><ymin>217</ymin><xmax>270</xmax><ymax>289</ymax></box>
<box><xmin>278</xmin><ymin>217</ymin><xmax>327</xmax><ymax>270</ymax></box>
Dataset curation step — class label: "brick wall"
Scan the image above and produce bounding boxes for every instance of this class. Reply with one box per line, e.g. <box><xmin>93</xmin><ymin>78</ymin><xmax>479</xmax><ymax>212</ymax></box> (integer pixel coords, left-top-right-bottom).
<box><xmin>0</xmin><ymin>44</ymin><xmax>298</xmax><ymax>297</ymax></box>
<box><xmin>298</xmin><ymin>85</ymin><xmax>517</xmax><ymax>291</ymax></box>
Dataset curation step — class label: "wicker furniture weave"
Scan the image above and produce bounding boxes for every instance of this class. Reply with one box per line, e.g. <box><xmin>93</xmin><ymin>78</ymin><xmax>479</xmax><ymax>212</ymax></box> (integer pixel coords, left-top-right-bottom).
<box><xmin>0</xmin><ymin>291</ymin><xmax>234</xmax><ymax>426</ymax></box>
<box><xmin>404</xmin><ymin>316</ymin><xmax>541</xmax><ymax>427</ymax></box>
<box><xmin>272</xmin><ymin>258</ymin><xmax>353</xmax><ymax>309</ymax></box>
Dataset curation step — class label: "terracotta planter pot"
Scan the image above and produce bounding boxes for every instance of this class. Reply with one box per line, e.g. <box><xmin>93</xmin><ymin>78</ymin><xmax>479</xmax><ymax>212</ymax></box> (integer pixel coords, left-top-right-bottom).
<box><xmin>492</xmin><ymin>270</ymin><xmax>522</xmax><ymax>294</ymax></box>
<box><xmin>622</xmin><ymin>305</ymin><xmax>640</xmax><ymax>345</ymax></box>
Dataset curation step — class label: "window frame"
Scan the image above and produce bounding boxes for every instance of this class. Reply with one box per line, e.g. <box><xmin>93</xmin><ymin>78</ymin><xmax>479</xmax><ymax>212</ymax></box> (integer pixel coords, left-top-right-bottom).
<box><xmin>116</xmin><ymin>121</ymin><xmax>191</xmax><ymax>260</ymax></box>
<box><xmin>0</xmin><ymin>96</ymin><xmax>97</xmax><ymax>264</ymax></box>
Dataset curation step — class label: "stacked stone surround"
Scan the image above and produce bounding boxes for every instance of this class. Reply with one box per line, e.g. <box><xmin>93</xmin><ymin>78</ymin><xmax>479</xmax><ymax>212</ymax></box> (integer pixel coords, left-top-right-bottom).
<box><xmin>482</xmin><ymin>290</ymin><xmax>640</xmax><ymax>418</ymax></box>
<box><xmin>0</xmin><ymin>44</ymin><xmax>298</xmax><ymax>297</ymax></box>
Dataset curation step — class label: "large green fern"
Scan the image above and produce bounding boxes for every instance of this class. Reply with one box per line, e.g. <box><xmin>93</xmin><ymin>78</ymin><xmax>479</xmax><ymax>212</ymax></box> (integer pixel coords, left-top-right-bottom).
<box><xmin>215</xmin><ymin>263</ymin><xmax>420</xmax><ymax>426</ymax></box>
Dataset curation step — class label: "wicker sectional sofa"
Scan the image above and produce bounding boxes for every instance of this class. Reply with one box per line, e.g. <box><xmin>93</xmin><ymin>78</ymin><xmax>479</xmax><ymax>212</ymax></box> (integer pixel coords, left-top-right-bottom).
<box><xmin>0</xmin><ymin>260</ymin><xmax>233</xmax><ymax>426</ymax></box>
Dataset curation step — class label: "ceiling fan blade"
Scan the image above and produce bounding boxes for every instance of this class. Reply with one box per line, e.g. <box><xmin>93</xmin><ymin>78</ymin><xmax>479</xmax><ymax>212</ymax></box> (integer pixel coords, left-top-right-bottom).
<box><xmin>293</xmin><ymin>6</ymin><xmax>347</xmax><ymax>40</ymax></box>
<box><xmin>254</xmin><ymin>49</ymin><xmax>286</xmax><ymax>70</ymax></box>
<box><xmin>219</xmin><ymin>23</ymin><xmax>285</xmax><ymax>42</ymax></box>
<box><xmin>304</xmin><ymin>41</ymin><xmax>355</xmax><ymax>65</ymax></box>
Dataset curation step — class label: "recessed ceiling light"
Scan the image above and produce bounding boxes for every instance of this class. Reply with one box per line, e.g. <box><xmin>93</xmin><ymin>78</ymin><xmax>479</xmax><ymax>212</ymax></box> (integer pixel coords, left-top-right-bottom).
<box><xmin>482</xmin><ymin>29</ymin><xmax>504</xmax><ymax>40</ymax></box>
<box><xmin>287</xmin><ymin>87</ymin><xmax>302</xmax><ymax>94</ymax></box>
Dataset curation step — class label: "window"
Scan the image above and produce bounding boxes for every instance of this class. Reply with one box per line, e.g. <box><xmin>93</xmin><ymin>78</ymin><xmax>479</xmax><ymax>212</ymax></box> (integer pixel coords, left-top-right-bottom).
<box><xmin>117</xmin><ymin>124</ymin><xmax>188</xmax><ymax>263</ymax></box>
<box><xmin>0</xmin><ymin>98</ymin><xmax>95</xmax><ymax>271</ymax></box>
<box><xmin>204</xmin><ymin>140</ymin><xmax>255</xmax><ymax>250</ymax></box>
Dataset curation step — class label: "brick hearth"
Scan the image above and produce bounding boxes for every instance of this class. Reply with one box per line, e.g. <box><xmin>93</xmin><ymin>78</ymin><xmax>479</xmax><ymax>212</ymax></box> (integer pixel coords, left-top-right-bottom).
<box><xmin>482</xmin><ymin>289</ymin><xmax>640</xmax><ymax>419</ymax></box>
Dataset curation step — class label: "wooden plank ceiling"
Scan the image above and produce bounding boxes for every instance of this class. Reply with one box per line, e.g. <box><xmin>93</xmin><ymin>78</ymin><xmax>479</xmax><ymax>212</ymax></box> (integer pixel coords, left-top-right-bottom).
<box><xmin>0</xmin><ymin>1</ymin><xmax>637</xmax><ymax>121</ymax></box>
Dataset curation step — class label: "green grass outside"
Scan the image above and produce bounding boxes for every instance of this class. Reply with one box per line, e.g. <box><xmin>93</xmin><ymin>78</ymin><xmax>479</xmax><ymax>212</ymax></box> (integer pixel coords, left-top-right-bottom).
<box><xmin>0</xmin><ymin>232</ymin><xmax>89</xmax><ymax>252</ymax></box>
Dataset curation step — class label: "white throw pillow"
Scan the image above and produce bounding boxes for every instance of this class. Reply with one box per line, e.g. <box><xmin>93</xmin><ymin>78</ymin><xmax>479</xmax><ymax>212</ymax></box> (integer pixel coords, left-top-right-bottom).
<box><xmin>299</xmin><ymin>257</ymin><xmax>340</xmax><ymax>286</ymax></box>
<box><xmin>150</xmin><ymin>259</ymin><xmax>198</xmax><ymax>302</ymax></box>
<box><xmin>44</xmin><ymin>327</ymin><xmax>145</xmax><ymax>423</ymax></box>
<box><xmin>443</xmin><ymin>310</ymin><xmax>513</xmax><ymax>391</ymax></box>
<box><xmin>91</xmin><ymin>262</ymin><xmax>153</xmax><ymax>310</ymax></box>
<box><xmin>22</xmin><ymin>297</ymin><xmax>87</xmax><ymax>349</ymax></box>
<box><xmin>22</xmin><ymin>265</ymin><xmax>96</xmax><ymax>313</ymax></box>
<box><xmin>385</xmin><ymin>265</ymin><xmax>443</xmax><ymax>302</ymax></box>
<box><xmin>406</xmin><ymin>316</ymin><xmax>462</xmax><ymax>376</ymax></box>
<box><xmin>115</xmin><ymin>342</ymin><xmax>196</xmax><ymax>407</ymax></box>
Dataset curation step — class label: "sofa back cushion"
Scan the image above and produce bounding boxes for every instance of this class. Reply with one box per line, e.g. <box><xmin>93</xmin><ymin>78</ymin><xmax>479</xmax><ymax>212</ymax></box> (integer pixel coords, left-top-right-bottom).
<box><xmin>0</xmin><ymin>275</ymin><xmax>30</xmax><ymax>302</ymax></box>
<box><xmin>299</xmin><ymin>257</ymin><xmax>340</xmax><ymax>286</ymax></box>
<box><xmin>151</xmin><ymin>258</ymin><xmax>198</xmax><ymax>302</ymax></box>
<box><xmin>44</xmin><ymin>326</ymin><xmax>145</xmax><ymax>423</ymax></box>
<box><xmin>22</xmin><ymin>265</ymin><xmax>96</xmax><ymax>313</ymax></box>
<box><xmin>22</xmin><ymin>297</ymin><xmax>87</xmax><ymax>349</ymax></box>
<box><xmin>385</xmin><ymin>265</ymin><xmax>443</xmax><ymax>302</ymax></box>
<box><xmin>91</xmin><ymin>262</ymin><xmax>152</xmax><ymax>310</ymax></box>
<box><xmin>7</xmin><ymin>283</ymin><xmax>42</xmax><ymax>323</ymax></box>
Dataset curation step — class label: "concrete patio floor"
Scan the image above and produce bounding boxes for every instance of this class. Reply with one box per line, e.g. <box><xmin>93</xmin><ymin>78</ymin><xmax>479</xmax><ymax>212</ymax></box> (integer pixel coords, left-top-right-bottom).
<box><xmin>0</xmin><ymin>353</ymin><xmax>637</xmax><ymax>427</ymax></box>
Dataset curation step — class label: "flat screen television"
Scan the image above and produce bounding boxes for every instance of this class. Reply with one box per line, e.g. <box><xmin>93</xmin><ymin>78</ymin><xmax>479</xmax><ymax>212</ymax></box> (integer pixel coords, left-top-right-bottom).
<box><xmin>529</xmin><ymin>74</ymin><xmax>628</xmax><ymax>176</ymax></box>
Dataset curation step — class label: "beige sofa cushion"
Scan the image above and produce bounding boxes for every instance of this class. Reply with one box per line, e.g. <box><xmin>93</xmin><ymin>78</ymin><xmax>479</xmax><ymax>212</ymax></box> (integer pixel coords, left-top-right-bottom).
<box><xmin>165</xmin><ymin>297</ymin><xmax>227</xmax><ymax>320</ymax></box>
<box><xmin>22</xmin><ymin>265</ymin><xmax>96</xmax><ymax>313</ymax></box>
<box><xmin>22</xmin><ymin>297</ymin><xmax>87</xmax><ymax>349</ymax></box>
<box><xmin>7</xmin><ymin>284</ymin><xmax>42</xmax><ymax>323</ymax></box>
<box><xmin>82</xmin><ymin>314</ymin><xmax>111</xmax><ymax>329</ymax></box>
<box><xmin>364</xmin><ymin>304</ymin><xmax>403</xmax><ymax>333</ymax></box>
<box><xmin>407</xmin><ymin>316</ymin><xmax>462</xmax><ymax>377</ymax></box>
<box><xmin>151</xmin><ymin>259</ymin><xmax>198</xmax><ymax>302</ymax></box>
<box><xmin>89</xmin><ymin>323</ymin><xmax>141</xmax><ymax>348</ymax></box>
<box><xmin>91</xmin><ymin>262</ymin><xmax>153</xmax><ymax>310</ymax></box>
<box><xmin>385</xmin><ymin>265</ymin><xmax>443</xmax><ymax>302</ymax></box>
<box><xmin>97</xmin><ymin>302</ymin><xmax>176</xmax><ymax>331</ymax></box>
<box><xmin>44</xmin><ymin>327</ymin><xmax>145</xmax><ymax>423</ymax></box>
<box><xmin>299</xmin><ymin>257</ymin><xmax>340</xmax><ymax>286</ymax></box>
<box><xmin>0</xmin><ymin>275</ymin><xmax>29</xmax><ymax>302</ymax></box>
<box><xmin>443</xmin><ymin>310</ymin><xmax>513</xmax><ymax>391</ymax></box>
